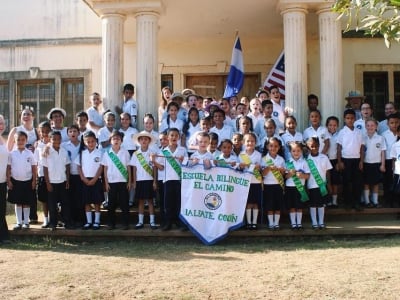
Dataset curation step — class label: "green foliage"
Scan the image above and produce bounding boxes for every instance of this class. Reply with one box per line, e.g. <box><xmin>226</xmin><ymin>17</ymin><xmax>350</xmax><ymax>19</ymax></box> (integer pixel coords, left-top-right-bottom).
<box><xmin>333</xmin><ymin>0</ymin><xmax>400</xmax><ymax>47</ymax></box>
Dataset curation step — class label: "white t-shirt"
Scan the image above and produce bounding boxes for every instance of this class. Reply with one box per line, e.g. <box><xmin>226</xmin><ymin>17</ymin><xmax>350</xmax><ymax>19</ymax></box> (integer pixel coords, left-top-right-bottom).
<box><xmin>260</xmin><ymin>153</ymin><xmax>285</xmax><ymax>185</ymax></box>
<box><xmin>42</xmin><ymin>146</ymin><xmax>71</xmax><ymax>183</ymax></box>
<box><xmin>306</xmin><ymin>153</ymin><xmax>332</xmax><ymax>189</ymax></box>
<box><xmin>337</xmin><ymin>126</ymin><xmax>364</xmax><ymax>159</ymax></box>
<box><xmin>364</xmin><ymin>132</ymin><xmax>386</xmax><ymax>164</ymax></box>
<box><xmin>102</xmin><ymin>148</ymin><xmax>131</xmax><ymax>183</ymax></box>
<box><xmin>285</xmin><ymin>157</ymin><xmax>310</xmax><ymax>187</ymax></box>
<box><xmin>75</xmin><ymin>148</ymin><xmax>103</xmax><ymax>178</ymax></box>
<box><xmin>8</xmin><ymin>148</ymin><xmax>36</xmax><ymax>181</ymax></box>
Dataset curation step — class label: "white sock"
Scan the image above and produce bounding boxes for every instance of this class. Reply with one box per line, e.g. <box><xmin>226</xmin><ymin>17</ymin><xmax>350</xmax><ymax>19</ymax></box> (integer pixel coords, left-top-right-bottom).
<box><xmin>296</xmin><ymin>211</ymin><xmax>302</xmax><ymax>226</ymax></box>
<box><xmin>150</xmin><ymin>214</ymin><xmax>155</xmax><ymax>224</ymax></box>
<box><xmin>43</xmin><ymin>216</ymin><xmax>49</xmax><ymax>225</ymax></box>
<box><xmin>267</xmin><ymin>214</ymin><xmax>274</xmax><ymax>227</ymax></box>
<box><xmin>274</xmin><ymin>214</ymin><xmax>280</xmax><ymax>226</ymax></box>
<box><xmin>289</xmin><ymin>212</ymin><xmax>296</xmax><ymax>226</ymax></box>
<box><xmin>309</xmin><ymin>207</ymin><xmax>317</xmax><ymax>226</ymax></box>
<box><xmin>104</xmin><ymin>192</ymin><xmax>108</xmax><ymax>202</ymax></box>
<box><xmin>372</xmin><ymin>193</ymin><xmax>379</xmax><ymax>205</ymax></box>
<box><xmin>363</xmin><ymin>190</ymin><xmax>370</xmax><ymax>204</ymax></box>
<box><xmin>246</xmin><ymin>209</ymin><xmax>252</xmax><ymax>224</ymax></box>
<box><xmin>23</xmin><ymin>207</ymin><xmax>30</xmax><ymax>225</ymax></box>
<box><xmin>252</xmin><ymin>209</ymin><xmax>259</xmax><ymax>225</ymax></box>
<box><xmin>15</xmin><ymin>205</ymin><xmax>22</xmax><ymax>225</ymax></box>
<box><xmin>332</xmin><ymin>195</ymin><xmax>338</xmax><ymax>206</ymax></box>
<box><xmin>86</xmin><ymin>211</ymin><xmax>92</xmax><ymax>224</ymax></box>
<box><xmin>318</xmin><ymin>207</ymin><xmax>325</xmax><ymax>225</ymax></box>
<box><xmin>94</xmin><ymin>212</ymin><xmax>101</xmax><ymax>224</ymax></box>
<box><xmin>138</xmin><ymin>213</ymin><xmax>144</xmax><ymax>224</ymax></box>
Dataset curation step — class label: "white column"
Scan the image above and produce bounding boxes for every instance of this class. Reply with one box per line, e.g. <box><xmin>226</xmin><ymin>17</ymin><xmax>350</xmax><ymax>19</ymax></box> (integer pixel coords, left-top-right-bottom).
<box><xmin>101</xmin><ymin>13</ymin><xmax>125</xmax><ymax>113</ymax></box>
<box><xmin>317</xmin><ymin>6</ymin><xmax>343</xmax><ymax>123</ymax></box>
<box><xmin>135</xmin><ymin>12</ymin><xmax>159</xmax><ymax>130</ymax></box>
<box><xmin>281</xmin><ymin>6</ymin><xmax>308</xmax><ymax>131</ymax></box>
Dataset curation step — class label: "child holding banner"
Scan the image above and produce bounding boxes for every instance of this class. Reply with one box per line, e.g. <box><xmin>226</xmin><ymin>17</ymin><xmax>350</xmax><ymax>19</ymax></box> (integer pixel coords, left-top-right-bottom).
<box><xmin>261</xmin><ymin>137</ymin><xmax>286</xmax><ymax>230</ymax></box>
<box><xmin>215</xmin><ymin>139</ymin><xmax>238</xmax><ymax>168</ymax></box>
<box><xmin>159</xmin><ymin>128</ymin><xmax>188</xmax><ymax>231</ymax></box>
<box><xmin>305</xmin><ymin>137</ymin><xmax>332</xmax><ymax>229</ymax></box>
<box><xmin>285</xmin><ymin>141</ymin><xmax>310</xmax><ymax>230</ymax></box>
<box><xmin>189</xmin><ymin>132</ymin><xmax>213</xmax><ymax>169</ymax></box>
<box><xmin>238</xmin><ymin>133</ymin><xmax>262</xmax><ymax>230</ymax></box>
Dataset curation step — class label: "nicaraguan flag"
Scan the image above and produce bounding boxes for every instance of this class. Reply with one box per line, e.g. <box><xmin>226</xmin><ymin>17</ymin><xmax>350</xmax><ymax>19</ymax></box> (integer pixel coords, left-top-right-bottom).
<box><xmin>223</xmin><ymin>36</ymin><xmax>244</xmax><ymax>98</ymax></box>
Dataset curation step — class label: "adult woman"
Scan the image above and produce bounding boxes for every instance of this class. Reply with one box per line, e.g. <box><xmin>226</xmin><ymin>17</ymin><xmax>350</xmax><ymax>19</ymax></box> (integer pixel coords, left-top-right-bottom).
<box><xmin>0</xmin><ymin>115</ymin><xmax>10</xmax><ymax>243</ymax></box>
<box><xmin>6</xmin><ymin>108</ymin><xmax>38</xmax><ymax>152</ymax></box>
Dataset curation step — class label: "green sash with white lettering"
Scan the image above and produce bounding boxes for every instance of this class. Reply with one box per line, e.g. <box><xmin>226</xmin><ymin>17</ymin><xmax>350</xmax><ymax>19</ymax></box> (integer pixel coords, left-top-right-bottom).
<box><xmin>135</xmin><ymin>152</ymin><xmax>153</xmax><ymax>178</ymax></box>
<box><xmin>286</xmin><ymin>161</ymin><xmax>309</xmax><ymax>202</ymax></box>
<box><xmin>306</xmin><ymin>158</ymin><xmax>328</xmax><ymax>197</ymax></box>
<box><xmin>265</xmin><ymin>158</ymin><xmax>285</xmax><ymax>190</ymax></box>
<box><xmin>108</xmin><ymin>151</ymin><xmax>128</xmax><ymax>181</ymax></box>
<box><xmin>162</xmin><ymin>149</ymin><xmax>182</xmax><ymax>178</ymax></box>
<box><xmin>240</xmin><ymin>153</ymin><xmax>262</xmax><ymax>181</ymax></box>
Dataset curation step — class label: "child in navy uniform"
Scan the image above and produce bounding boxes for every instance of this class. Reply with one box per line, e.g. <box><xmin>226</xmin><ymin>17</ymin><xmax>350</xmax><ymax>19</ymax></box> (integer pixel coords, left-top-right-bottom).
<box><xmin>7</xmin><ymin>131</ymin><xmax>37</xmax><ymax>230</ymax></box>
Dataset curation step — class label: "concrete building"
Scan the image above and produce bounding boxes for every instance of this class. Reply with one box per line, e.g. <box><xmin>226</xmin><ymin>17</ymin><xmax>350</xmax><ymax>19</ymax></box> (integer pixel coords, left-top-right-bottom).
<box><xmin>1</xmin><ymin>0</ymin><xmax>400</xmax><ymax>131</ymax></box>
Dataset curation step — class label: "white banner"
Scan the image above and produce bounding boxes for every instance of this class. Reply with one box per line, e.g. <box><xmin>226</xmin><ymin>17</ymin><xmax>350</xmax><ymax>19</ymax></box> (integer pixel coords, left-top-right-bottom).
<box><xmin>180</xmin><ymin>165</ymin><xmax>252</xmax><ymax>245</ymax></box>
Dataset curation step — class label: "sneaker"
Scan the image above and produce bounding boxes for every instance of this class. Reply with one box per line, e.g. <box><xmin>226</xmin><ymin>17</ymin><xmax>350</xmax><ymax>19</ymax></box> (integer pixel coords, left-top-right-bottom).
<box><xmin>92</xmin><ymin>223</ymin><xmax>100</xmax><ymax>230</ymax></box>
<box><xmin>13</xmin><ymin>224</ymin><xmax>22</xmax><ymax>230</ymax></box>
<box><xmin>83</xmin><ymin>223</ymin><xmax>92</xmax><ymax>230</ymax></box>
<box><xmin>135</xmin><ymin>223</ymin><xmax>144</xmax><ymax>230</ymax></box>
<box><xmin>22</xmin><ymin>224</ymin><xmax>30</xmax><ymax>229</ymax></box>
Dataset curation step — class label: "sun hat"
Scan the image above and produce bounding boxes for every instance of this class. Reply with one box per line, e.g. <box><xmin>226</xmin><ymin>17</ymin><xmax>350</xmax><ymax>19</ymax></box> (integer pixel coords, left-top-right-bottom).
<box><xmin>132</xmin><ymin>131</ymin><xmax>156</xmax><ymax>146</ymax></box>
<box><xmin>345</xmin><ymin>90</ymin><xmax>366</xmax><ymax>100</ymax></box>
<box><xmin>47</xmin><ymin>107</ymin><xmax>67</xmax><ymax>120</ymax></box>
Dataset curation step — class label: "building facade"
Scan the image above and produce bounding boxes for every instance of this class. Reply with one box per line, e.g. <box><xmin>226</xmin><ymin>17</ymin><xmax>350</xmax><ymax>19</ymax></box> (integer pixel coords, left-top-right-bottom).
<box><xmin>1</xmin><ymin>0</ymin><xmax>400</xmax><ymax>131</ymax></box>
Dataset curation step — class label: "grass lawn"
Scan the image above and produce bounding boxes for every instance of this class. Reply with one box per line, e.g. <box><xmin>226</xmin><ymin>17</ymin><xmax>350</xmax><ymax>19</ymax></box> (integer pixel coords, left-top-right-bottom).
<box><xmin>0</xmin><ymin>235</ymin><xmax>400</xmax><ymax>299</ymax></box>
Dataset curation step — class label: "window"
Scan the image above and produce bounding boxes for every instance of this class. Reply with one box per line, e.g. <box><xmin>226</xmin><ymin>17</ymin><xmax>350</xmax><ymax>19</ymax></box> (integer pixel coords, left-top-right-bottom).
<box><xmin>0</xmin><ymin>82</ymin><xmax>9</xmax><ymax>133</ymax></box>
<box><xmin>363</xmin><ymin>72</ymin><xmax>388</xmax><ymax>120</ymax></box>
<box><xmin>161</xmin><ymin>74</ymin><xmax>173</xmax><ymax>91</ymax></box>
<box><xmin>393</xmin><ymin>72</ymin><xmax>400</xmax><ymax>107</ymax></box>
<box><xmin>17</xmin><ymin>80</ymin><xmax>55</xmax><ymax>124</ymax></box>
<box><xmin>62</xmin><ymin>78</ymin><xmax>84</xmax><ymax>126</ymax></box>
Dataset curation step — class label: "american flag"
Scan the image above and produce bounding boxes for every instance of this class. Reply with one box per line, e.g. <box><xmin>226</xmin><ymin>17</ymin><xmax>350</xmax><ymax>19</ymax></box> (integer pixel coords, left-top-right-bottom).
<box><xmin>263</xmin><ymin>51</ymin><xmax>285</xmax><ymax>100</ymax></box>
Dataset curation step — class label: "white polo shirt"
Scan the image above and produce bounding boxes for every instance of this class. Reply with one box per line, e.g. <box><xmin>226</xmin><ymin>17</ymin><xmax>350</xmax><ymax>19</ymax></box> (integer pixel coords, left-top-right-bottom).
<box><xmin>159</xmin><ymin>117</ymin><xmax>184</xmax><ymax>133</ymax></box>
<box><xmin>285</xmin><ymin>157</ymin><xmax>310</xmax><ymax>187</ymax></box>
<box><xmin>34</xmin><ymin>141</ymin><xmax>47</xmax><ymax>177</ymax></box>
<box><xmin>390</xmin><ymin>140</ymin><xmax>400</xmax><ymax>175</ymax></box>
<box><xmin>86</xmin><ymin>106</ymin><xmax>104</xmax><ymax>133</ymax></box>
<box><xmin>129</xmin><ymin>148</ymin><xmax>155</xmax><ymax>181</ymax></box>
<box><xmin>327</xmin><ymin>131</ymin><xmax>339</xmax><ymax>160</ymax></box>
<box><xmin>382</xmin><ymin>129</ymin><xmax>398</xmax><ymax>161</ymax></box>
<box><xmin>98</xmin><ymin>126</ymin><xmax>113</xmax><ymax>151</ymax></box>
<box><xmin>210</xmin><ymin>125</ymin><xmax>234</xmax><ymax>145</ymax></box>
<box><xmin>306</xmin><ymin>153</ymin><xmax>332</xmax><ymax>189</ymax></box>
<box><xmin>8</xmin><ymin>148</ymin><xmax>36</xmax><ymax>181</ymax></box>
<box><xmin>303</xmin><ymin>126</ymin><xmax>330</xmax><ymax>153</ymax></box>
<box><xmin>260</xmin><ymin>153</ymin><xmax>285</xmax><ymax>185</ymax></box>
<box><xmin>75</xmin><ymin>148</ymin><xmax>103</xmax><ymax>178</ymax></box>
<box><xmin>272</xmin><ymin>101</ymin><xmax>285</xmax><ymax>133</ymax></box>
<box><xmin>119</xmin><ymin>127</ymin><xmax>138</xmax><ymax>152</ymax></box>
<box><xmin>238</xmin><ymin>150</ymin><xmax>262</xmax><ymax>184</ymax></box>
<box><xmin>281</xmin><ymin>131</ymin><xmax>303</xmax><ymax>160</ymax></box>
<box><xmin>102</xmin><ymin>148</ymin><xmax>131</xmax><ymax>183</ymax></box>
<box><xmin>157</xmin><ymin>145</ymin><xmax>187</xmax><ymax>182</ymax></box>
<box><xmin>337</xmin><ymin>126</ymin><xmax>364</xmax><ymax>159</ymax></box>
<box><xmin>354</xmin><ymin>119</ymin><xmax>367</xmax><ymax>135</ymax></box>
<box><xmin>364</xmin><ymin>132</ymin><xmax>386</xmax><ymax>163</ymax></box>
<box><xmin>122</xmin><ymin>98</ymin><xmax>138</xmax><ymax>127</ymax></box>
<box><xmin>62</xmin><ymin>141</ymin><xmax>80</xmax><ymax>175</ymax></box>
<box><xmin>42</xmin><ymin>146</ymin><xmax>71</xmax><ymax>183</ymax></box>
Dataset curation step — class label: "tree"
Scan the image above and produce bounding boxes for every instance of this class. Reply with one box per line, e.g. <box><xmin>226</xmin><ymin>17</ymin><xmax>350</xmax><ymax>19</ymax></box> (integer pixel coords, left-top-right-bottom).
<box><xmin>333</xmin><ymin>0</ymin><xmax>400</xmax><ymax>48</ymax></box>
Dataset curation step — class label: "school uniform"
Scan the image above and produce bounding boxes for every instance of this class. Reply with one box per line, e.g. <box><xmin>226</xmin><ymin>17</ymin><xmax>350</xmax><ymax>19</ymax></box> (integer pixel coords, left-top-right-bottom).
<box><xmin>34</xmin><ymin>141</ymin><xmax>48</xmax><ymax>205</ymax></box>
<box><xmin>285</xmin><ymin>157</ymin><xmax>310</xmax><ymax>210</ymax></box>
<box><xmin>184</xmin><ymin>123</ymin><xmax>201</xmax><ymax>155</ymax></box>
<box><xmin>326</xmin><ymin>131</ymin><xmax>341</xmax><ymax>186</ymax></box>
<box><xmin>159</xmin><ymin>118</ymin><xmax>184</xmax><ymax>134</ymax></box>
<box><xmin>98</xmin><ymin>126</ymin><xmax>113</xmax><ymax>152</ymax></box>
<box><xmin>378</xmin><ymin>119</ymin><xmax>389</xmax><ymax>135</ymax></box>
<box><xmin>158</xmin><ymin>145</ymin><xmax>188</xmax><ymax>229</ymax></box>
<box><xmin>390</xmin><ymin>140</ymin><xmax>400</xmax><ymax>196</ymax></box>
<box><xmin>52</xmin><ymin>127</ymin><xmax>69</xmax><ymax>143</ymax></box>
<box><xmin>382</xmin><ymin>129</ymin><xmax>398</xmax><ymax>206</ymax></box>
<box><xmin>43</xmin><ymin>146</ymin><xmax>71</xmax><ymax>229</ymax></box>
<box><xmin>86</xmin><ymin>106</ymin><xmax>104</xmax><ymax>133</ymax></box>
<box><xmin>62</xmin><ymin>141</ymin><xmax>83</xmax><ymax>225</ymax></box>
<box><xmin>119</xmin><ymin>127</ymin><xmax>138</xmax><ymax>155</ymax></box>
<box><xmin>238</xmin><ymin>150</ymin><xmax>262</xmax><ymax>205</ymax></box>
<box><xmin>0</xmin><ymin>142</ymin><xmax>9</xmax><ymax>241</ymax></box>
<box><xmin>122</xmin><ymin>98</ymin><xmax>138</xmax><ymax>127</ymax></box>
<box><xmin>363</xmin><ymin>132</ymin><xmax>386</xmax><ymax>185</ymax></box>
<box><xmin>261</xmin><ymin>153</ymin><xmax>285</xmax><ymax>212</ymax></box>
<box><xmin>337</xmin><ymin>125</ymin><xmax>364</xmax><ymax>208</ymax></box>
<box><xmin>215</xmin><ymin>153</ymin><xmax>239</xmax><ymax>168</ymax></box>
<box><xmin>130</xmin><ymin>148</ymin><xmax>155</xmax><ymax>200</ymax></box>
<box><xmin>156</xmin><ymin>147</ymin><xmax>166</xmax><ymax>226</ymax></box>
<box><xmin>102</xmin><ymin>148</ymin><xmax>131</xmax><ymax>227</ymax></box>
<box><xmin>354</xmin><ymin>119</ymin><xmax>367</xmax><ymax>135</ymax></box>
<box><xmin>281</xmin><ymin>131</ymin><xmax>303</xmax><ymax>160</ymax></box>
<box><xmin>271</xmin><ymin>101</ymin><xmax>285</xmax><ymax>133</ymax></box>
<box><xmin>258</xmin><ymin>134</ymin><xmax>283</xmax><ymax>152</ymax></box>
<box><xmin>210</xmin><ymin>125</ymin><xmax>234</xmax><ymax>145</ymax></box>
<box><xmin>303</xmin><ymin>126</ymin><xmax>330</xmax><ymax>153</ymax></box>
<box><xmin>7</xmin><ymin>149</ymin><xmax>36</xmax><ymax>206</ymax></box>
<box><xmin>15</xmin><ymin>125</ymin><xmax>38</xmax><ymax>147</ymax></box>
<box><xmin>189</xmin><ymin>150</ymin><xmax>214</xmax><ymax>167</ymax></box>
<box><xmin>75</xmin><ymin>148</ymin><xmax>104</xmax><ymax>205</ymax></box>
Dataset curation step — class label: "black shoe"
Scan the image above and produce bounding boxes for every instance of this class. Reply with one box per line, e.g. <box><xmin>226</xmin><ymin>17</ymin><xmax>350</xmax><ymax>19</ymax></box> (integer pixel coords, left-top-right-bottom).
<box><xmin>83</xmin><ymin>223</ymin><xmax>92</xmax><ymax>230</ymax></box>
<box><xmin>297</xmin><ymin>225</ymin><xmax>303</xmax><ymax>230</ymax></box>
<box><xmin>135</xmin><ymin>223</ymin><xmax>144</xmax><ymax>230</ymax></box>
<box><xmin>50</xmin><ymin>226</ymin><xmax>56</xmax><ymax>231</ymax></box>
<box><xmin>246</xmin><ymin>224</ymin><xmax>252</xmax><ymax>230</ymax></box>
<box><xmin>150</xmin><ymin>223</ymin><xmax>158</xmax><ymax>230</ymax></box>
<box><xmin>251</xmin><ymin>224</ymin><xmax>258</xmax><ymax>230</ymax></box>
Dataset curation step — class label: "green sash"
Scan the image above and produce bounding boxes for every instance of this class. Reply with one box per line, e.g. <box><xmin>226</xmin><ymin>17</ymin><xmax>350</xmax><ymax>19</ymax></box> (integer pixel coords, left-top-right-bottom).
<box><xmin>108</xmin><ymin>151</ymin><xmax>128</xmax><ymax>181</ymax></box>
<box><xmin>216</xmin><ymin>158</ymin><xmax>229</xmax><ymax>167</ymax></box>
<box><xmin>162</xmin><ymin>149</ymin><xmax>182</xmax><ymax>178</ymax></box>
<box><xmin>306</xmin><ymin>158</ymin><xmax>328</xmax><ymax>196</ymax></box>
<box><xmin>286</xmin><ymin>161</ymin><xmax>309</xmax><ymax>202</ymax></box>
<box><xmin>135</xmin><ymin>152</ymin><xmax>153</xmax><ymax>178</ymax></box>
<box><xmin>240</xmin><ymin>153</ymin><xmax>262</xmax><ymax>181</ymax></box>
<box><xmin>265</xmin><ymin>157</ymin><xmax>285</xmax><ymax>190</ymax></box>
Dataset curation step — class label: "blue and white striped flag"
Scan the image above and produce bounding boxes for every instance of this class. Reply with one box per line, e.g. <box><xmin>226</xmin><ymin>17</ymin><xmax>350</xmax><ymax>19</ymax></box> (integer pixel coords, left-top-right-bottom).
<box><xmin>223</xmin><ymin>36</ymin><xmax>244</xmax><ymax>98</ymax></box>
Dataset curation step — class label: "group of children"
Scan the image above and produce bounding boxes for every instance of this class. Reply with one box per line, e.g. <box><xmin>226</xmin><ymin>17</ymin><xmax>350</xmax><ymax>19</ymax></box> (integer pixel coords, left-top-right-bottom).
<box><xmin>4</xmin><ymin>83</ymin><xmax>400</xmax><ymax>232</ymax></box>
